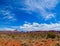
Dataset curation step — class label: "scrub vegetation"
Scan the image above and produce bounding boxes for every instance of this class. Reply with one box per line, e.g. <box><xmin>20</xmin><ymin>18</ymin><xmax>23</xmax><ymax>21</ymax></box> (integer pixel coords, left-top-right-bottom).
<box><xmin>0</xmin><ymin>31</ymin><xmax>60</xmax><ymax>46</ymax></box>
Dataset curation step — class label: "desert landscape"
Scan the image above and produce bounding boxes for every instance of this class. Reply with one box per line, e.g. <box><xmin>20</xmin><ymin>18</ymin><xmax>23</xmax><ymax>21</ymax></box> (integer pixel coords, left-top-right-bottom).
<box><xmin>0</xmin><ymin>30</ymin><xmax>60</xmax><ymax>46</ymax></box>
<box><xmin>0</xmin><ymin>0</ymin><xmax>60</xmax><ymax>46</ymax></box>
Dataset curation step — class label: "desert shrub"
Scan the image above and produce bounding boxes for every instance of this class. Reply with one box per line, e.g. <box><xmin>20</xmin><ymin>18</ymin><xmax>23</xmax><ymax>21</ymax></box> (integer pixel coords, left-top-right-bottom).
<box><xmin>40</xmin><ymin>34</ymin><xmax>47</xmax><ymax>38</ymax></box>
<box><xmin>56</xmin><ymin>42</ymin><xmax>60</xmax><ymax>46</ymax></box>
<box><xmin>10</xmin><ymin>34</ymin><xmax>15</xmax><ymax>38</ymax></box>
<box><xmin>56</xmin><ymin>35</ymin><xmax>60</xmax><ymax>40</ymax></box>
<box><xmin>21</xmin><ymin>43</ymin><xmax>29</xmax><ymax>46</ymax></box>
<box><xmin>47</xmin><ymin>32</ymin><xmax>56</xmax><ymax>39</ymax></box>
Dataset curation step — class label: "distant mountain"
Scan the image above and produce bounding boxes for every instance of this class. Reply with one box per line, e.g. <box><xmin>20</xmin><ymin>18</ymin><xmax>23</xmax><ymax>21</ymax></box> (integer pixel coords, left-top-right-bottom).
<box><xmin>0</xmin><ymin>30</ymin><xmax>60</xmax><ymax>34</ymax></box>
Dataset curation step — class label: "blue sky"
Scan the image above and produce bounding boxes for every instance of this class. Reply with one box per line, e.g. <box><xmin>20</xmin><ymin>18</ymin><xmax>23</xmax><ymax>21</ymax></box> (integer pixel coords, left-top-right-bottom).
<box><xmin>0</xmin><ymin>0</ymin><xmax>60</xmax><ymax>31</ymax></box>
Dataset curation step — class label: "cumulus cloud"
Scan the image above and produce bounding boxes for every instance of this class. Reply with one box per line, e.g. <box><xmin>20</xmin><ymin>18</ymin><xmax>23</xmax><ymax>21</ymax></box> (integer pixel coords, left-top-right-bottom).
<box><xmin>20</xmin><ymin>22</ymin><xmax>60</xmax><ymax>31</ymax></box>
<box><xmin>1</xmin><ymin>22</ymin><xmax>60</xmax><ymax>31</ymax></box>
<box><xmin>19</xmin><ymin>0</ymin><xmax>59</xmax><ymax>20</ymax></box>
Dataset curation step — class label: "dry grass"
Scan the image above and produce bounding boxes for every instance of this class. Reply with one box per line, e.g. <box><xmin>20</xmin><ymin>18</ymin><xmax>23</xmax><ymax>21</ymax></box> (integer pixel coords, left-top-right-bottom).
<box><xmin>0</xmin><ymin>31</ymin><xmax>59</xmax><ymax>46</ymax></box>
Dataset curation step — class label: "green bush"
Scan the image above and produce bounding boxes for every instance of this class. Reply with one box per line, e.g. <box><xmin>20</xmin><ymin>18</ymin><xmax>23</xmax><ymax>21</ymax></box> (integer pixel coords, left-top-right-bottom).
<box><xmin>47</xmin><ymin>32</ymin><xmax>56</xmax><ymax>39</ymax></box>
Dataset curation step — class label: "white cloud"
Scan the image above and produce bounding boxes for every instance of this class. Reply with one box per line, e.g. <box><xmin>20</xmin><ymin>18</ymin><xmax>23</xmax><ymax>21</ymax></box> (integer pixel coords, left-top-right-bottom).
<box><xmin>1</xmin><ymin>22</ymin><xmax>60</xmax><ymax>31</ymax></box>
<box><xmin>0</xmin><ymin>28</ymin><xmax>15</xmax><ymax>31</ymax></box>
<box><xmin>45</xmin><ymin>13</ymin><xmax>56</xmax><ymax>20</ymax></box>
<box><xmin>19</xmin><ymin>0</ymin><xmax>59</xmax><ymax>20</ymax></box>
<box><xmin>0</xmin><ymin>10</ymin><xmax>16</xmax><ymax>22</ymax></box>
<box><xmin>25</xmin><ymin>0</ymin><xmax>58</xmax><ymax>10</ymax></box>
<box><xmin>20</xmin><ymin>22</ymin><xmax>60</xmax><ymax>31</ymax></box>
